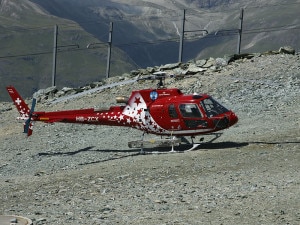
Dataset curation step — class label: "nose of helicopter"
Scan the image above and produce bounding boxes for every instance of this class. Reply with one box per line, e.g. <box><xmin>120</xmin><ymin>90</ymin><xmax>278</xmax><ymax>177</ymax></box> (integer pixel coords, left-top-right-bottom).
<box><xmin>229</xmin><ymin>111</ymin><xmax>238</xmax><ymax>126</ymax></box>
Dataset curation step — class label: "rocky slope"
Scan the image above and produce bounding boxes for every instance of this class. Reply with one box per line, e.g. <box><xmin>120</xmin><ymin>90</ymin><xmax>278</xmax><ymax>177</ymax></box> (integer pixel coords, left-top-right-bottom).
<box><xmin>0</xmin><ymin>51</ymin><xmax>299</xmax><ymax>224</ymax></box>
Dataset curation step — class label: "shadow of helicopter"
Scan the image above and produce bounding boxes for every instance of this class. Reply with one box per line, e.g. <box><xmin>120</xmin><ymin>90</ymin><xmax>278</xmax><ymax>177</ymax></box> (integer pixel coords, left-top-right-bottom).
<box><xmin>37</xmin><ymin>146</ymin><xmax>138</xmax><ymax>157</ymax></box>
<box><xmin>36</xmin><ymin>140</ymin><xmax>299</xmax><ymax>165</ymax></box>
<box><xmin>37</xmin><ymin>146</ymin><xmax>141</xmax><ymax>165</ymax></box>
<box><xmin>37</xmin><ymin>140</ymin><xmax>247</xmax><ymax>158</ymax></box>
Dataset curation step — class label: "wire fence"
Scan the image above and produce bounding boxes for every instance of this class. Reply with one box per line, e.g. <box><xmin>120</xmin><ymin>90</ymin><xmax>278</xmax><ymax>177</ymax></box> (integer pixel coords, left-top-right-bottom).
<box><xmin>0</xmin><ymin>2</ymin><xmax>299</xmax><ymax>100</ymax></box>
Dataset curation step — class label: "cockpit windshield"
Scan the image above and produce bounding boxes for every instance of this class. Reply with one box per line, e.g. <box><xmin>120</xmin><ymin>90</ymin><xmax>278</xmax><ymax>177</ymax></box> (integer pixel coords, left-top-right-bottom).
<box><xmin>200</xmin><ymin>97</ymin><xmax>229</xmax><ymax>117</ymax></box>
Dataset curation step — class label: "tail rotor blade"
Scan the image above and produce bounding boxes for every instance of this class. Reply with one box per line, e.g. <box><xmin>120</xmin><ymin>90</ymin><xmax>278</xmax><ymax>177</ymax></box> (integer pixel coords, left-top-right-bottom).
<box><xmin>30</xmin><ymin>98</ymin><xmax>37</xmax><ymax>113</ymax></box>
<box><xmin>24</xmin><ymin>98</ymin><xmax>36</xmax><ymax>135</ymax></box>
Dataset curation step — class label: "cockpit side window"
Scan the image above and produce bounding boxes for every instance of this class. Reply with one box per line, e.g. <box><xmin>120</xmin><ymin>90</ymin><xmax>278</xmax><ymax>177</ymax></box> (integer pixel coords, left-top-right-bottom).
<box><xmin>200</xmin><ymin>97</ymin><xmax>229</xmax><ymax>117</ymax></box>
<box><xmin>168</xmin><ymin>104</ymin><xmax>178</xmax><ymax>118</ymax></box>
<box><xmin>179</xmin><ymin>104</ymin><xmax>202</xmax><ymax>118</ymax></box>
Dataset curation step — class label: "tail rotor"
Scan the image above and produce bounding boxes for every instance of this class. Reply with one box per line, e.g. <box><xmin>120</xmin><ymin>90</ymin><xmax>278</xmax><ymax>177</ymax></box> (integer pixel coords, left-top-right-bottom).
<box><xmin>24</xmin><ymin>98</ymin><xmax>36</xmax><ymax>136</ymax></box>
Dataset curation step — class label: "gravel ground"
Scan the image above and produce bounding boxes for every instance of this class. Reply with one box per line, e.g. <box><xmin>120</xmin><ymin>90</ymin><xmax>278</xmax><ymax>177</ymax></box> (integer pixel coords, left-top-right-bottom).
<box><xmin>0</xmin><ymin>53</ymin><xmax>299</xmax><ymax>224</ymax></box>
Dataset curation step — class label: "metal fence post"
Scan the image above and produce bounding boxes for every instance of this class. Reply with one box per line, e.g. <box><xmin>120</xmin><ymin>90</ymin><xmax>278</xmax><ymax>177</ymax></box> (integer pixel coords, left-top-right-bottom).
<box><xmin>178</xmin><ymin>9</ymin><xmax>186</xmax><ymax>63</ymax></box>
<box><xmin>237</xmin><ymin>8</ymin><xmax>244</xmax><ymax>54</ymax></box>
<box><xmin>52</xmin><ymin>24</ymin><xmax>58</xmax><ymax>86</ymax></box>
<box><xmin>106</xmin><ymin>22</ymin><xmax>113</xmax><ymax>78</ymax></box>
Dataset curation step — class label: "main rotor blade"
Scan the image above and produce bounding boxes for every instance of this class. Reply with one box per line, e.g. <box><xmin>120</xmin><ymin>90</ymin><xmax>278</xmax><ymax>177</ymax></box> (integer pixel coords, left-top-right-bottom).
<box><xmin>30</xmin><ymin>98</ymin><xmax>37</xmax><ymax>113</ymax></box>
<box><xmin>51</xmin><ymin>76</ymin><xmax>139</xmax><ymax>104</ymax></box>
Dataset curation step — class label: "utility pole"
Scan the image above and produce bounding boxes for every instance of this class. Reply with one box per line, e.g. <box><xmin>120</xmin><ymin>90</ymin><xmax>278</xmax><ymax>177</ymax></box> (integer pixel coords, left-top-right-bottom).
<box><xmin>52</xmin><ymin>24</ymin><xmax>58</xmax><ymax>87</ymax></box>
<box><xmin>237</xmin><ymin>8</ymin><xmax>244</xmax><ymax>54</ymax></box>
<box><xmin>106</xmin><ymin>22</ymin><xmax>113</xmax><ymax>78</ymax></box>
<box><xmin>178</xmin><ymin>9</ymin><xmax>186</xmax><ymax>63</ymax></box>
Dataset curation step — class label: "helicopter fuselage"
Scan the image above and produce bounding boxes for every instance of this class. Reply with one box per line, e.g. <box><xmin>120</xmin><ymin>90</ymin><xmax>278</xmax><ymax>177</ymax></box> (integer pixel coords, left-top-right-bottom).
<box><xmin>30</xmin><ymin>88</ymin><xmax>238</xmax><ymax>136</ymax></box>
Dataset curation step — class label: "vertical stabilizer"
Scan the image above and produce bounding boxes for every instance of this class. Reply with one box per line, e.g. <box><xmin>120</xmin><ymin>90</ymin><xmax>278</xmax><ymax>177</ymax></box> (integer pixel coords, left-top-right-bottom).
<box><xmin>6</xmin><ymin>86</ymin><xmax>34</xmax><ymax>136</ymax></box>
<box><xmin>6</xmin><ymin>86</ymin><xmax>30</xmax><ymax>118</ymax></box>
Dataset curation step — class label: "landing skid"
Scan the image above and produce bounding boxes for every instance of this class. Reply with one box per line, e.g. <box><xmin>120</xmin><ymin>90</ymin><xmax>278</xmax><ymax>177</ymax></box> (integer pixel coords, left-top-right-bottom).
<box><xmin>128</xmin><ymin>135</ymin><xmax>181</xmax><ymax>154</ymax></box>
<box><xmin>128</xmin><ymin>133</ymin><xmax>222</xmax><ymax>154</ymax></box>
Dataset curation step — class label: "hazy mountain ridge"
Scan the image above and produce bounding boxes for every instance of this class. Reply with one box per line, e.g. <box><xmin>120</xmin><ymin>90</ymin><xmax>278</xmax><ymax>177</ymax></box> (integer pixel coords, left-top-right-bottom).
<box><xmin>1</xmin><ymin>0</ymin><xmax>299</xmax><ymax>101</ymax></box>
<box><xmin>0</xmin><ymin>0</ymin><xmax>136</xmax><ymax>101</ymax></box>
<box><xmin>0</xmin><ymin>0</ymin><xmax>46</xmax><ymax>16</ymax></box>
<box><xmin>29</xmin><ymin>0</ymin><xmax>300</xmax><ymax>60</ymax></box>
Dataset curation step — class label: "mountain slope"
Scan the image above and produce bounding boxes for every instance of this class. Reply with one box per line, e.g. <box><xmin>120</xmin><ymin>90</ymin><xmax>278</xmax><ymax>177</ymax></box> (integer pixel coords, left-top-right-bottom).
<box><xmin>0</xmin><ymin>0</ymin><xmax>136</xmax><ymax>101</ymax></box>
<box><xmin>1</xmin><ymin>0</ymin><xmax>299</xmax><ymax>100</ymax></box>
<box><xmin>30</xmin><ymin>0</ymin><xmax>300</xmax><ymax>60</ymax></box>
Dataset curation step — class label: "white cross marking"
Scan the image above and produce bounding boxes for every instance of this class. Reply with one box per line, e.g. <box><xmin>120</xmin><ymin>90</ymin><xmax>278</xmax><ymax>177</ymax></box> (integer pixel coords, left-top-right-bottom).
<box><xmin>15</xmin><ymin>98</ymin><xmax>22</xmax><ymax>105</ymax></box>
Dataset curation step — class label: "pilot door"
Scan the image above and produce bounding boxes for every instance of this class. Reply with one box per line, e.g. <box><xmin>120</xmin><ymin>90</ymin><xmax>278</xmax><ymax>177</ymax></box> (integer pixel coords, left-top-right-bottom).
<box><xmin>167</xmin><ymin>104</ymin><xmax>182</xmax><ymax>131</ymax></box>
<box><xmin>178</xmin><ymin>103</ymin><xmax>208</xmax><ymax>129</ymax></box>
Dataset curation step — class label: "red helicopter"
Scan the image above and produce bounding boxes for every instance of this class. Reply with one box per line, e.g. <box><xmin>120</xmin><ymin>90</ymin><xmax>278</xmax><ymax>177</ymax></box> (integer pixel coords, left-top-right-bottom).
<box><xmin>6</xmin><ymin>73</ymin><xmax>238</xmax><ymax>153</ymax></box>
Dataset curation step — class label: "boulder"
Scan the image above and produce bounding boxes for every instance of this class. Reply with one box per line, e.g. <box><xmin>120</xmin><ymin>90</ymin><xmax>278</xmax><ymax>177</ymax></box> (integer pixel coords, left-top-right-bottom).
<box><xmin>146</xmin><ymin>67</ymin><xmax>155</xmax><ymax>73</ymax></box>
<box><xmin>130</xmin><ymin>70</ymin><xmax>140</xmax><ymax>76</ymax></box>
<box><xmin>203</xmin><ymin>57</ymin><xmax>216</xmax><ymax>68</ymax></box>
<box><xmin>173</xmin><ymin>68</ymin><xmax>185</xmax><ymax>76</ymax></box>
<box><xmin>33</xmin><ymin>86</ymin><xmax>57</xmax><ymax>99</ymax></box>
<box><xmin>186</xmin><ymin>64</ymin><xmax>207</xmax><ymax>74</ymax></box>
<box><xmin>139</xmin><ymin>68</ymin><xmax>151</xmax><ymax>75</ymax></box>
<box><xmin>160</xmin><ymin>62</ymin><xmax>181</xmax><ymax>70</ymax></box>
<box><xmin>279</xmin><ymin>46</ymin><xmax>295</xmax><ymax>55</ymax></box>
<box><xmin>215</xmin><ymin>57</ymin><xmax>228</xmax><ymax>67</ymax></box>
<box><xmin>227</xmin><ymin>53</ymin><xmax>256</xmax><ymax>63</ymax></box>
<box><xmin>61</xmin><ymin>87</ymin><xmax>77</xmax><ymax>96</ymax></box>
<box><xmin>195</xmin><ymin>59</ymin><xmax>207</xmax><ymax>67</ymax></box>
<box><xmin>55</xmin><ymin>90</ymin><xmax>67</xmax><ymax>98</ymax></box>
